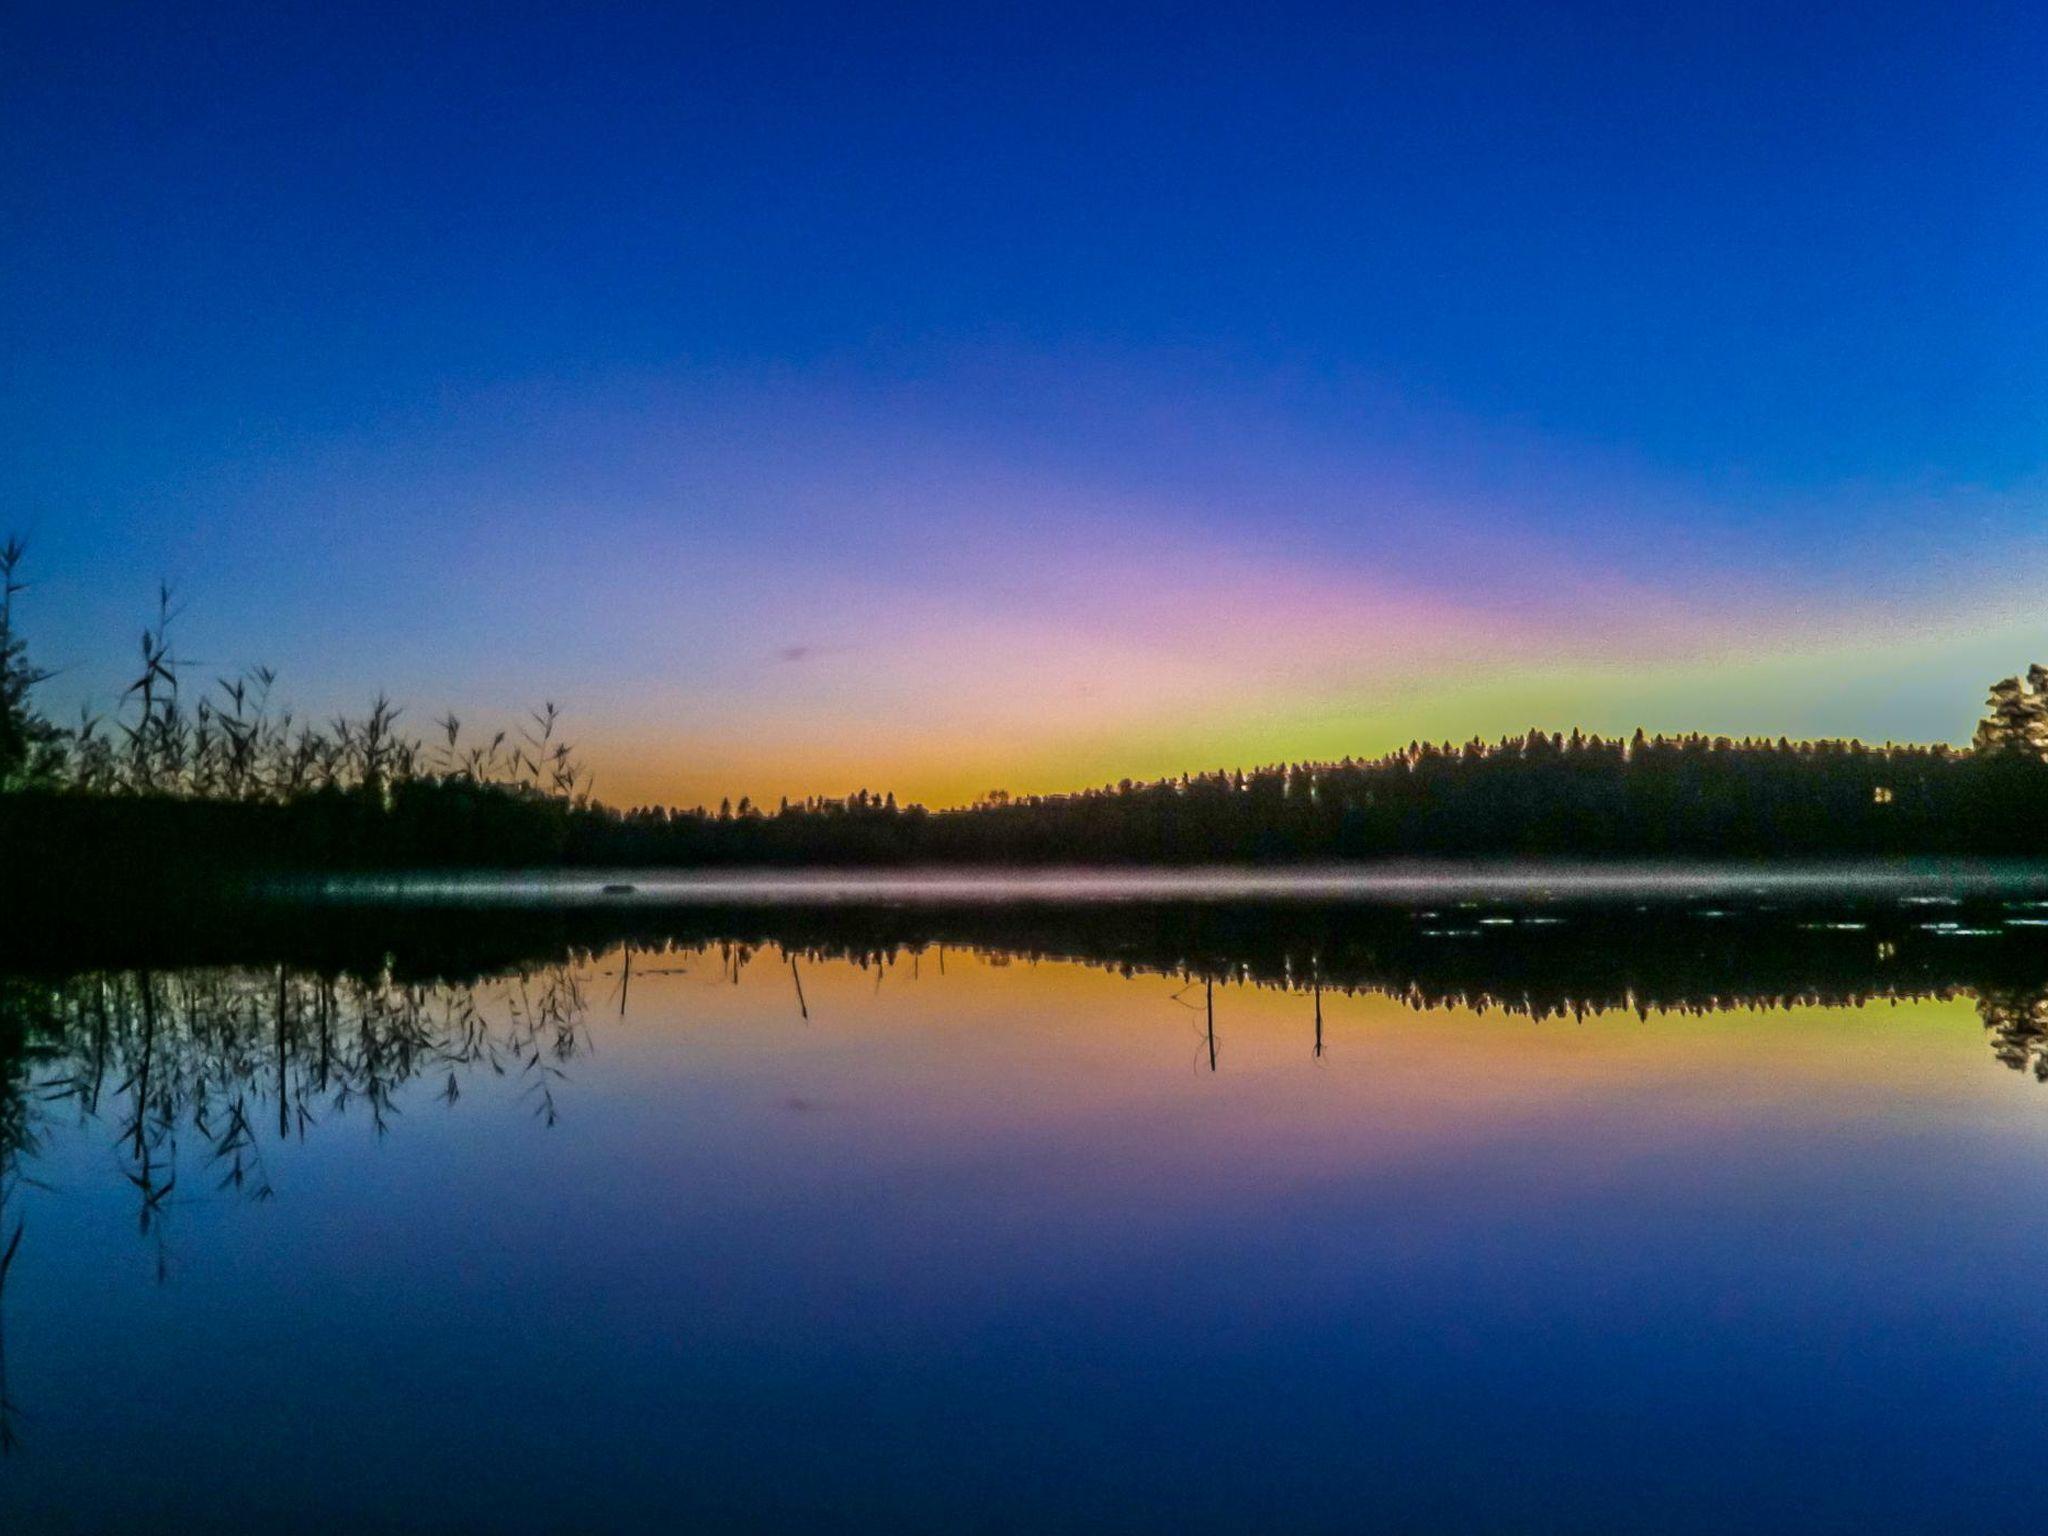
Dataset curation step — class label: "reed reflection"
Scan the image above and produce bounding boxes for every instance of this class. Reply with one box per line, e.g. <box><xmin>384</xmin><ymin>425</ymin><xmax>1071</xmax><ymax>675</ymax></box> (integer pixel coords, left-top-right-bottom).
<box><xmin>0</xmin><ymin>964</ymin><xmax>596</xmax><ymax>1452</ymax></box>
<box><xmin>4</xmin><ymin>894</ymin><xmax>2048</xmax><ymax>1262</ymax></box>
<box><xmin>5</xmin><ymin>897</ymin><xmax>2048</xmax><ymax>1462</ymax></box>
<box><xmin>0</xmin><ymin>1002</ymin><xmax>23</xmax><ymax>1458</ymax></box>
<box><xmin>7</xmin><ymin>896</ymin><xmax>2048</xmax><ymax>1197</ymax></box>
<box><xmin>1</xmin><ymin>966</ymin><xmax>588</xmax><ymax>1275</ymax></box>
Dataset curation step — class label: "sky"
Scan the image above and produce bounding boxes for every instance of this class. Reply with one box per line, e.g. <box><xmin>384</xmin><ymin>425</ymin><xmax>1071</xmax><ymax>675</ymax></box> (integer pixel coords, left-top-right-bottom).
<box><xmin>4</xmin><ymin>1</ymin><xmax>2045</xmax><ymax>808</ymax></box>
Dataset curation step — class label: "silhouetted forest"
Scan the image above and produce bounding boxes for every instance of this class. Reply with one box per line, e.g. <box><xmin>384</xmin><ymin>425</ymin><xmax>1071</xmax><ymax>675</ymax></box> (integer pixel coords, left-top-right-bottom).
<box><xmin>9</xmin><ymin>540</ymin><xmax>2048</xmax><ymax>885</ymax></box>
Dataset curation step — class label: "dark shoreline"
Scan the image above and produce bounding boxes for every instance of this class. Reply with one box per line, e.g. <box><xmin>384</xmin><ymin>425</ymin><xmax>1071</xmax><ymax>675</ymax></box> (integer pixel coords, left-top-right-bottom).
<box><xmin>10</xmin><ymin>868</ymin><xmax>2048</xmax><ymax>1025</ymax></box>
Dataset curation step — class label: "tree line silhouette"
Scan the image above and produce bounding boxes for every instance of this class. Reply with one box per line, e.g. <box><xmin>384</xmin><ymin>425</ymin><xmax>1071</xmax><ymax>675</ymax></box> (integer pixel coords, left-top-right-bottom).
<box><xmin>7</xmin><ymin>538</ymin><xmax>2048</xmax><ymax>882</ymax></box>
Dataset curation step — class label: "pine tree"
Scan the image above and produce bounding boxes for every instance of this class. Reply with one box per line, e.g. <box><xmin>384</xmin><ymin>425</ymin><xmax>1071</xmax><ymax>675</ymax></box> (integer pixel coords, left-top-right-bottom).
<box><xmin>1974</xmin><ymin>671</ymin><xmax>2048</xmax><ymax>757</ymax></box>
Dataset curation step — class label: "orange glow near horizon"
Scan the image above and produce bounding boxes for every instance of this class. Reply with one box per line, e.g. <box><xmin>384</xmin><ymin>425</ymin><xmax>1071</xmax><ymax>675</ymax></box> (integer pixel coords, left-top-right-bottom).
<box><xmin>581</xmin><ymin>605</ymin><xmax>2021</xmax><ymax>811</ymax></box>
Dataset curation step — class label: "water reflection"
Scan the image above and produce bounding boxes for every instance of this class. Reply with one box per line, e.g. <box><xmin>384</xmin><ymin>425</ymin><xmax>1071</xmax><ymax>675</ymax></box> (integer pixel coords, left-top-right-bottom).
<box><xmin>8</xmin><ymin>892</ymin><xmax>2048</xmax><ymax>1527</ymax></box>
<box><xmin>8</xmin><ymin>892</ymin><xmax>2048</xmax><ymax>1214</ymax></box>
<box><xmin>1</xmin><ymin>967</ymin><xmax>591</xmax><ymax>1255</ymax></box>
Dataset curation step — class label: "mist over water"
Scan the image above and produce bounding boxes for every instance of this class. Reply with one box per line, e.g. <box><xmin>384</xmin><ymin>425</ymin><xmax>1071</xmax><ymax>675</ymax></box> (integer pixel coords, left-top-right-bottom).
<box><xmin>290</xmin><ymin>860</ymin><xmax>2048</xmax><ymax>907</ymax></box>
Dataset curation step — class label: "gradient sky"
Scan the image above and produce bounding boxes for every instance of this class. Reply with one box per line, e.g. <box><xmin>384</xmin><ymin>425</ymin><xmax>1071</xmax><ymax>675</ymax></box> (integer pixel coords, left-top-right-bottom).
<box><xmin>6</xmin><ymin>2</ymin><xmax>2046</xmax><ymax>807</ymax></box>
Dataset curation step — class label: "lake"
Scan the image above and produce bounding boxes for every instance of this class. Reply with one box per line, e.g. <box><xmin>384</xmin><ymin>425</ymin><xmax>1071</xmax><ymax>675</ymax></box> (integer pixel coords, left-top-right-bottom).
<box><xmin>8</xmin><ymin>869</ymin><xmax>2048</xmax><ymax>1532</ymax></box>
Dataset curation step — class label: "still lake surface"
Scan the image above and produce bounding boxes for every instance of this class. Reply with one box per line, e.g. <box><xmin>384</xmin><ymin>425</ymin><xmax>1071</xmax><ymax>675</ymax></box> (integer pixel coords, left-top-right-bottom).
<box><xmin>11</xmin><ymin>867</ymin><xmax>2048</xmax><ymax>1531</ymax></box>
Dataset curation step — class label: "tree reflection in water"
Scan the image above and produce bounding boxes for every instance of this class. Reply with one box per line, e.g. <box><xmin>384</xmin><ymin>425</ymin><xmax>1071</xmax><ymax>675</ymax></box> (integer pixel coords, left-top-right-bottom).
<box><xmin>7</xmin><ymin>900</ymin><xmax>2048</xmax><ymax>1226</ymax></box>
<box><xmin>0</xmin><ymin>897</ymin><xmax>2046</xmax><ymax>1294</ymax></box>
<box><xmin>1977</xmin><ymin>986</ymin><xmax>2048</xmax><ymax>1080</ymax></box>
<box><xmin>4</xmin><ymin>898</ymin><xmax>2048</xmax><ymax>1454</ymax></box>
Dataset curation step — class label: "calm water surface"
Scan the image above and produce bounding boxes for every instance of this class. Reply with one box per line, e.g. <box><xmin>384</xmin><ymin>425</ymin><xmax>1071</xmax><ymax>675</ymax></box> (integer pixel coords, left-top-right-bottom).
<box><xmin>9</xmin><ymin>880</ymin><xmax>2048</xmax><ymax>1532</ymax></box>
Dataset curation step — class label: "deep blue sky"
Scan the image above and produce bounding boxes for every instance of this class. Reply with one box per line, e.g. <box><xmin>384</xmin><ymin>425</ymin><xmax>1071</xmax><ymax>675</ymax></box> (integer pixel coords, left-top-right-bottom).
<box><xmin>6</xmin><ymin>2</ymin><xmax>2045</xmax><ymax>802</ymax></box>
